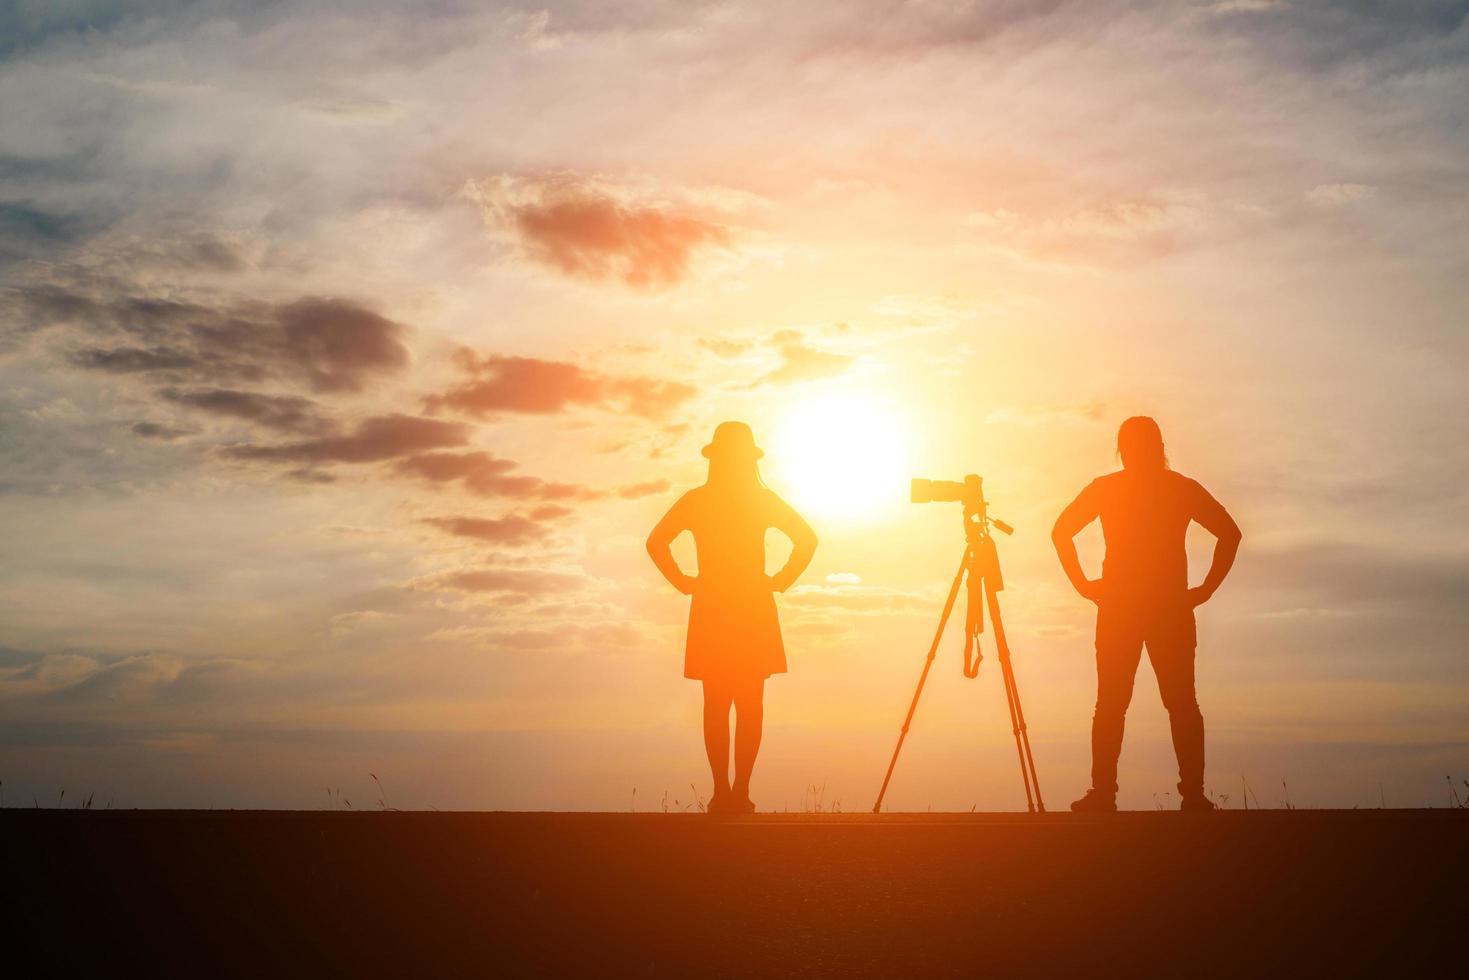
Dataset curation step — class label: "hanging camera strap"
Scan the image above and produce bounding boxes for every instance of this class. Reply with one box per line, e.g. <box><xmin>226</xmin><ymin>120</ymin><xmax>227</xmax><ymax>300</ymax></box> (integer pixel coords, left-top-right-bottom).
<box><xmin>963</xmin><ymin>547</ymin><xmax>985</xmax><ymax>678</ymax></box>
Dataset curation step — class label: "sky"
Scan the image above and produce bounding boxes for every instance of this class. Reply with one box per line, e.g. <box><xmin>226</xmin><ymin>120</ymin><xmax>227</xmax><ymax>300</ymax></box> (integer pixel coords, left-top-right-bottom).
<box><xmin>1</xmin><ymin>0</ymin><xmax>1467</xmax><ymax>812</ymax></box>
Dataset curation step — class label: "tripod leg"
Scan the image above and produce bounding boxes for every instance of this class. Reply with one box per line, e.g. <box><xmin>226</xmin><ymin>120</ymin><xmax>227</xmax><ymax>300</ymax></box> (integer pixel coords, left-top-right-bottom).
<box><xmin>986</xmin><ymin>579</ymin><xmax>1046</xmax><ymax>813</ymax></box>
<box><xmin>872</xmin><ymin>550</ymin><xmax>970</xmax><ymax>813</ymax></box>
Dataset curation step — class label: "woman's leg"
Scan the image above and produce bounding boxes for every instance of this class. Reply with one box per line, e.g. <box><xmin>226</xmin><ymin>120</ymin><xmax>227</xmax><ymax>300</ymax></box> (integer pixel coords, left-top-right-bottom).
<box><xmin>702</xmin><ymin>679</ymin><xmax>734</xmax><ymax>797</ymax></box>
<box><xmin>731</xmin><ymin>676</ymin><xmax>765</xmax><ymax>802</ymax></box>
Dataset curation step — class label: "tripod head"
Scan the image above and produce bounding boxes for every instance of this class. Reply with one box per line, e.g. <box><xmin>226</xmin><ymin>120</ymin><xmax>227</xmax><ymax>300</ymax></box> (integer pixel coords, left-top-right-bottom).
<box><xmin>910</xmin><ymin>474</ymin><xmax>1014</xmax><ymax>539</ymax></box>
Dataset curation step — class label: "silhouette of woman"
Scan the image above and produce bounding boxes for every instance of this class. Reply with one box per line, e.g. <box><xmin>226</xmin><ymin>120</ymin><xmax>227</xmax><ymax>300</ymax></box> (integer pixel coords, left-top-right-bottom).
<box><xmin>646</xmin><ymin>421</ymin><xmax>817</xmax><ymax>814</ymax></box>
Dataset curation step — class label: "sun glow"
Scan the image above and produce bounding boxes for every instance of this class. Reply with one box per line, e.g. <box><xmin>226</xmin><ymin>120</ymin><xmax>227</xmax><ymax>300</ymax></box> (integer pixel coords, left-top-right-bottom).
<box><xmin>767</xmin><ymin>391</ymin><xmax>910</xmax><ymax>522</ymax></box>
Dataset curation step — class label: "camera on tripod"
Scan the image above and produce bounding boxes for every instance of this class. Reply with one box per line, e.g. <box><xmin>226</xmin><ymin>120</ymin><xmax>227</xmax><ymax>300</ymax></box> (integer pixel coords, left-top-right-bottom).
<box><xmin>874</xmin><ymin>472</ymin><xmax>1041</xmax><ymax>812</ymax></box>
<box><xmin>910</xmin><ymin>476</ymin><xmax>1013</xmax><ymax>534</ymax></box>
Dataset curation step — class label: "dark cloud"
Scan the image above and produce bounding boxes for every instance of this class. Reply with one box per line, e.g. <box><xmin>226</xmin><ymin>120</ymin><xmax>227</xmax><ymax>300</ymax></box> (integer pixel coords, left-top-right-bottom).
<box><xmin>422</xmin><ymin>515</ymin><xmax>553</xmax><ymax>546</ymax></box>
<box><xmin>285</xmin><ymin>468</ymin><xmax>336</xmax><ymax>485</ymax></box>
<box><xmin>11</xmin><ymin>287</ymin><xmax>409</xmax><ymax>392</ymax></box>
<box><xmin>395</xmin><ymin>450</ymin><xmax>600</xmax><ymax>501</ymax></box>
<box><xmin>466</xmin><ymin>173</ymin><xmax>732</xmax><ymax>290</ymax></box>
<box><xmin>222</xmin><ymin>415</ymin><xmax>470</xmax><ymax>465</ymax></box>
<box><xmin>158</xmin><ymin>388</ymin><xmax>331</xmax><ymax>434</ymax></box>
<box><xmin>272</xmin><ymin>298</ymin><xmax>411</xmax><ymax>392</ymax></box>
<box><xmin>1239</xmin><ymin>540</ymin><xmax>1469</xmax><ymax>612</ymax></box>
<box><xmin>130</xmin><ymin>421</ymin><xmax>194</xmax><ymax>441</ymax></box>
<box><xmin>0</xmin><ymin>1</ymin><xmax>195</xmax><ymax>58</ymax></box>
<box><xmin>168</xmin><ymin>233</ymin><xmax>248</xmax><ymax>273</ymax></box>
<box><xmin>71</xmin><ymin>345</ymin><xmax>205</xmax><ymax>374</ymax></box>
<box><xmin>1201</xmin><ymin>1</ymin><xmax>1469</xmax><ymax>74</ymax></box>
<box><xmin>0</xmin><ymin>202</ymin><xmax>95</xmax><ymax>269</ymax></box>
<box><xmin>426</xmin><ymin>351</ymin><xmax>696</xmax><ymax>419</ymax></box>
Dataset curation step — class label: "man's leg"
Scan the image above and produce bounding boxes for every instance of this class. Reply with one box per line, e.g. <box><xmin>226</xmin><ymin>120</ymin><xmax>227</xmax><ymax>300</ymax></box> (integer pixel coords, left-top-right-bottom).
<box><xmin>702</xmin><ymin>679</ymin><xmax>733</xmax><ymax>800</ymax></box>
<box><xmin>731</xmin><ymin>676</ymin><xmax>765</xmax><ymax>806</ymax></box>
<box><xmin>1089</xmin><ymin>606</ymin><xmax>1145</xmax><ymax>802</ymax></box>
<box><xmin>1146</xmin><ymin>610</ymin><xmax>1205</xmax><ymax>801</ymax></box>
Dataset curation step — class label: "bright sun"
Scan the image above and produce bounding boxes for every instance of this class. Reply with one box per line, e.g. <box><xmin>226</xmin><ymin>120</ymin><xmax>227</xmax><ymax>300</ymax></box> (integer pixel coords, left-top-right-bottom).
<box><xmin>767</xmin><ymin>391</ymin><xmax>910</xmax><ymax>522</ymax></box>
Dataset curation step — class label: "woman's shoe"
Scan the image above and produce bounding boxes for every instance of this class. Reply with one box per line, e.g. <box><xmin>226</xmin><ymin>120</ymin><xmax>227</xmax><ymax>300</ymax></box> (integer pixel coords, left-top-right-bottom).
<box><xmin>732</xmin><ymin>793</ymin><xmax>757</xmax><ymax>814</ymax></box>
<box><xmin>707</xmin><ymin>787</ymin><xmax>733</xmax><ymax>815</ymax></box>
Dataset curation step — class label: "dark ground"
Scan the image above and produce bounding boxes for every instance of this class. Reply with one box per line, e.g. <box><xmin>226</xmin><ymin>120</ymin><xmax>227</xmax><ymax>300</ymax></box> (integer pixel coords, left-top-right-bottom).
<box><xmin>6</xmin><ymin>809</ymin><xmax>1467</xmax><ymax>978</ymax></box>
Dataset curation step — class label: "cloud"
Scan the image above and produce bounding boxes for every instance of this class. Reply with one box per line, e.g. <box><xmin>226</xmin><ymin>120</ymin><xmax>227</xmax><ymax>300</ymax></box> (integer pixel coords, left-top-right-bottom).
<box><xmin>1306</xmin><ymin>182</ymin><xmax>1378</xmax><ymax>207</ymax></box>
<box><xmin>703</xmin><ymin>328</ymin><xmax>854</xmax><ymax>387</ymax></box>
<box><xmin>422</xmin><ymin>515</ymin><xmax>553</xmax><ymax>546</ymax></box>
<box><xmin>0</xmin><ymin>202</ymin><xmax>95</xmax><ymax>268</ymax></box>
<box><xmin>755</xmin><ymin>330</ymin><xmax>854</xmax><ymax>386</ymax></box>
<box><xmin>297</xmin><ymin>97</ymin><xmax>408</xmax><ymax>124</ymax></box>
<box><xmin>426</xmin><ymin>351</ymin><xmax>696</xmax><ymax>419</ymax></box>
<box><xmin>431</xmin><ymin>568</ymin><xmax>585</xmax><ymax>595</ymax></box>
<box><xmin>130</xmin><ymin>421</ymin><xmax>194</xmax><ymax>441</ymax></box>
<box><xmin>1239</xmin><ymin>541</ymin><xmax>1469</xmax><ymax>611</ymax></box>
<box><xmin>785</xmin><ymin>584</ymin><xmax>931</xmax><ymax>613</ymax></box>
<box><xmin>966</xmin><ymin>193</ymin><xmax>1272</xmax><ymax>266</ymax></box>
<box><xmin>222</xmin><ymin>415</ymin><xmax>470</xmax><ymax>465</ymax></box>
<box><xmin>12</xmin><ymin>288</ymin><xmax>409</xmax><ymax>393</ymax></box>
<box><xmin>462</xmin><ymin>173</ymin><xmax>733</xmax><ymax>290</ymax></box>
<box><xmin>158</xmin><ymin>388</ymin><xmax>331</xmax><ymax>434</ymax></box>
<box><xmin>616</xmin><ymin>479</ymin><xmax>671</xmax><ymax>500</ymax></box>
<box><xmin>696</xmin><ymin>337</ymin><xmax>754</xmax><ymax>358</ymax></box>
<box><xmin>395</xmin><ymin>451</ymin><xmax>599</xmax><ymax>501</ymax></box>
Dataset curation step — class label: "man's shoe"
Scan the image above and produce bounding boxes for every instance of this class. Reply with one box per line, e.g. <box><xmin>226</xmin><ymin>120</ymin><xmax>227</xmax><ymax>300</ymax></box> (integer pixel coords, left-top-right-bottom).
<box><xmin>1070</xmin><ymin>789</ymin><xmax>1117</xmax><ymax>813</ymax></box>
<box><xmin>1180</xmin><ymin>793</ymin><xmax>1217</xmax><ymax>812</ymax></box>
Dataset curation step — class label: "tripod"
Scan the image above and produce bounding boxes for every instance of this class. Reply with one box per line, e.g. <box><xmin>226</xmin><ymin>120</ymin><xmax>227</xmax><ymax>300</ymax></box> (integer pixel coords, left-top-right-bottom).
<box><xmin>872</xmin><ymin>482</ymin><xmax>1045</xmax><ymax>813</ymax></box>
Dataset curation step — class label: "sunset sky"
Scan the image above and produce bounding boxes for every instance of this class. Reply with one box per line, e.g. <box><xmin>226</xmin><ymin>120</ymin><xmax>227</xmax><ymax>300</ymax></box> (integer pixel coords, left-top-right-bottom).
<box><xmin>2</xmin><ymin>0</ymin><xmax>1466</xmax><ymax>811</ymax></box>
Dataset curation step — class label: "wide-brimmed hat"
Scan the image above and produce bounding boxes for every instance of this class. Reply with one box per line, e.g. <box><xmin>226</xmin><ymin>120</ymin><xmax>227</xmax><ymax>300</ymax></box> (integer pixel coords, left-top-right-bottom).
<box><xmin>702</xmin><ymin>420</ymin><xmax>764</xmax><ymax>460</ymax></box>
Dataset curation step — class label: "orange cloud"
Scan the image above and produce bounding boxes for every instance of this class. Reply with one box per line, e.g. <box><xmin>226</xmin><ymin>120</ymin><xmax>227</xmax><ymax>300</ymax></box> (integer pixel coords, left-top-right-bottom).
<box><xmin>616</xmin><ymin>479</ymin><xmax>671</xmax><ymax>499</ymax></box>
<box><xmin>422</xmin><ymin>515</ymin><xmax>553</xmax><ymax>545</ymax></box>
<box><xmin>434</xmin><ymin>568</ymin><xmax>584</xmax><ymax>594</ymax></box>
<box><xmin>395</xmin><ymin>451</ymin><xmax>599</xmax><ymax>501</ymax></box>
<box><xmin>756</xmin><ymin>330</ymin><xmax>853</xmax><ymax>386</ymax></box>
<box><xmin>464</xmin><ymin>173</ymin><xmax>732</xmax><ymax>290</ymax></box>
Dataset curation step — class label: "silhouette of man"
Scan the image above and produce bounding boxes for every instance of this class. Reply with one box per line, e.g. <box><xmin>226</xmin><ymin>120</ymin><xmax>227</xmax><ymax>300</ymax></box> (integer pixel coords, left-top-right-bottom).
<box><xmin>1052</xmin><ymin>417</ymin><xmax>1241</xmax><ymax>812</ymax></box>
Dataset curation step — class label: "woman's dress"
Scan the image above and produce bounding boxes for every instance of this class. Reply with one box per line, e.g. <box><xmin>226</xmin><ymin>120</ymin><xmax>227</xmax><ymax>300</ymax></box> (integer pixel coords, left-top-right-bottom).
<box><xmin>652</xmin><ymin>484</ymin><xmax>814</xmax><ymax>682</ymax></box>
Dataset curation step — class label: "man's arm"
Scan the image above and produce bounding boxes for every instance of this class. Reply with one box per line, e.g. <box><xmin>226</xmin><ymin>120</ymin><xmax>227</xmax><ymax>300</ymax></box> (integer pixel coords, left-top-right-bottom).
<box><xmin>646</xmin><ymin>495</ymin><xmax>696</xmax><ymax>595</ymax></box>
<box><xmin>1187</xmin><ymin>483</ymin><xmax>1242</xmax><ymax>607</ymax></box>
<box><xmin>1051</xmin><ymin>483</ymin><xmax>1103</xmax><ymax>604</ymax></box>
<box><xmin>768</xmin><ymin>493</ymin><xmax>817</xmax><ymax>593</ymax></box>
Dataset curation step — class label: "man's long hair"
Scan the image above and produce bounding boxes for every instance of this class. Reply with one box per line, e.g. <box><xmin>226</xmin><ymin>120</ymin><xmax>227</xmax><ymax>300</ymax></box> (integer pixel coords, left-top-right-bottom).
<box><xmin>1117</xmin><ymin>416</ymin><xmax>1169</xmax><ymax>471</ymax></box>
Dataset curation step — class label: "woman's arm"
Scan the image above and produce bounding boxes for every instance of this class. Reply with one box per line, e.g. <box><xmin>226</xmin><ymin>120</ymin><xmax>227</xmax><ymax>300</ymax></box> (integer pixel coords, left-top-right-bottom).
<box><xmin>646</xmin><ymin>494</ymin><xmax>697</xmax><ymax>595</ymax></box>
<box><xmin>768</xmin><ymin>494</ymin><xmax>817</xmax><ymax>593</ymax></box>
